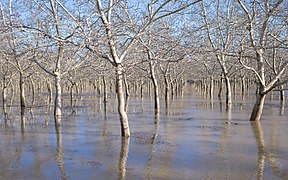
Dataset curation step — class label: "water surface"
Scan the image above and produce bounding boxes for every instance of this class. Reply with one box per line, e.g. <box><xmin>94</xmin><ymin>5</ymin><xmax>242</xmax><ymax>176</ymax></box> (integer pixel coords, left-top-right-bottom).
<box><xmin>0</xmin><ymin>87</ymin><xmax>287</xmax><ymax>179</ymax></box>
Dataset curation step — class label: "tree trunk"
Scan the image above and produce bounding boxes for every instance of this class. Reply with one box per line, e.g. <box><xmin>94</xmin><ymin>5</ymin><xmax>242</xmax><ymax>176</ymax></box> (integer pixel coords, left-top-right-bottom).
<box><xmin>116</xmin><ymin>64</ymin><xmax>130</xmax><ymax>137</ymax></box>
<box><xmin>241</xmin><ymin>77</ymin><xmax>246</xmax><ymax>99</ymax></box>
<box><xmin>2</xmin><ymin>81</ymin><xmax>7</xmax><ymax>109</ymax></box>
<box><xmin>209</xmin><ymin>76</ymin><xmax>214</xmax><ymax>100</ymax></box>
<box><xmin>171</xmin><ymin>83</ymin><xmax>175</xmax><ymax>99</ymax></box>
<box><xmin>279</xmin><ymin>85</ymin><xmax>285</xmax><ymax>102</ymax></box>
<box><xmin>70</xmin><ymin>83</ymin><xmax>75</xmax><ymax>112</ymax></box>
<box><xmin>218</xmin><ymin>77</ymin><xmax>223</xmax><ymax>98</ymax></box>
<box><xmin>97</xmin><ymin>77</ymin><xmax>101</xmax><ymax>95</ymax></box>
<box><xmin>164</xmin><ymin>76</ymin><xmax>170</xmax><ymax>101</ymax></box>
<box><xmin>54</xmin><ymin>73</ymin><xmax>62</xmax><ymax>124</ymax></box>
<box><xmin>29</xmin><ymin>77</ymin><xmax>35</xmax><ymax>107</ymax></box>
<box><xmin>150</xmin><ymin>62</ymin><xmax>160</xmax><ymax>110</ymax></box>
<box><xmin>19</xmin><ymin>72</ymin><xmax>26</xmax><ymax>108</ymax></box>
<box><xmin>124</xmin><ymin>74</ymin><xmax>130</xmax><ymax>97</ymax></box>
<box><xmin>47</xmin><ymin>80</ymin><xmax>53</xmax><ymax>107</ymax></box>
<box><xmin>140</xmin><ymin>80</ymin><xmax>144</xmax><ymax>99</ymax></box>
<box><xmin>250</xmin><ymin>94</ymin><xmax>266</xmax><ymax>121</ymax></box>
<box><xmin>102</xmin><ymin>76</ymin><xmax>107</xmax><ymax>103</ymax></box>
<box><xmin>224</xmin><ymin>76</ymin><xmax>232</xmax><ymax>106</ymax></box>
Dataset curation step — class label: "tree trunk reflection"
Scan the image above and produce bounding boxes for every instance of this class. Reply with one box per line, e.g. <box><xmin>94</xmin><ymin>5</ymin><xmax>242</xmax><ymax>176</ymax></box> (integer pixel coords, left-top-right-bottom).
<box><xmin>55</xmin><ymin>124</ymin><xmax>68</xmax><ymax>180</ymax></box>
<box><xmin>118</xmin><ymin>137</ymin><xmax>130</xmax><ymax>180</ymax></box>
<box><xmin>145</xmin><ymin>110</ymin><xmax>159</xmax><ymax>179</ymax></box>
<box><xmin>251</xmin><ymin>121</ymin><xmax>265</xmax><ymax>180</ymax></box>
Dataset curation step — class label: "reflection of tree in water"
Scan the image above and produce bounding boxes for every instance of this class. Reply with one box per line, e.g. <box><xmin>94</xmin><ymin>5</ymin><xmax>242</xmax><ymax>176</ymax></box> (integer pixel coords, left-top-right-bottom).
<box><xmin>251</xmin><ymin>121</ymin><xmax>287</xmax><ymax>179</ymax></box>
<box><xmin>118</xmin><ymin>137</ymin><xmax>130</xmax><ymax>180</ymax></box>
<box><xmin>55</xmin><ymin>123</ymin><xmax>68</xmax><ymax>180</ymax></box>
<box><xmin>214</xmin><ymin>104</ymin><xmax>232</xmax><ymax>179</ymax></box>
<box><xmin>144</xmin><ymin>109</ymin><xmax>176</xmax><ymax>179</ymax></box>
<box><xmin>279</xmin><ymin>99</ymin><xmax>285</xmax><ymax>115</ymax></box>
<box><xmin>145</xmin><ymin>110</ymin><xmax>159</xmax><ymax>178</ymax></box>
<box><xmin>251</xmin><ymin>121</ymin><xmax>265</xmax><ymax>180</ymax></box>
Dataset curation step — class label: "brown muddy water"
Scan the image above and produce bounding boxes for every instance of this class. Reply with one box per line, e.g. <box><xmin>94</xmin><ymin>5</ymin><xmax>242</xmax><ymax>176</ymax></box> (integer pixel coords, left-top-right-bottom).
<box><xmin>0</xmin><ymin>86</ymin><xmax>287</xmax><ymax>180</ymax></box>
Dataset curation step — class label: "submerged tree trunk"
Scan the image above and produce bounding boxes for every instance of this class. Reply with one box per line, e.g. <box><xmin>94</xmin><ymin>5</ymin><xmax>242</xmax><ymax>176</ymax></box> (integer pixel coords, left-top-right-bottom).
<box><xmin>116</xmin><ymin>64</ymin><xmax>130</xmax><ymax>137</ymax></box>
<box><xmin>279</xmin><ymin>85</ymin><xmax>285</xmax><ymax>102</ymax></box>
<box><xmin>250</xmin><ymin>94</ymin><xmax>266</xmax><ymax>121</ymax></box>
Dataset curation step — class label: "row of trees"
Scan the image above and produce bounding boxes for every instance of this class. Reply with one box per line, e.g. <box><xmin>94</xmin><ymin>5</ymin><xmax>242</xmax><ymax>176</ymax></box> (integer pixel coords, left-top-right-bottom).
<box><xmin>0</xmin><ymin>0</ymin><xmax>287</xmax><ymax>136</ymax></box>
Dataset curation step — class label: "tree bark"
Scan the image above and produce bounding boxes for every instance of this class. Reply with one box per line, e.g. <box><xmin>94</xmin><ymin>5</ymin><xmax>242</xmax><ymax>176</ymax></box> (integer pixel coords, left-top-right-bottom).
<box><xmin>224</xmin><ymin>76</ymin><xmax>232</xmax><ymax>106</ymax></box>
<box><xmin>210</xmin><ymin>76</ymin><xmax>214</xmax><ymax>100</ymax></box>
<box><xmin>250</xmin><ymin>94</ymin><xmax>266</xmax><ymax>121</ymax></box>
<box><xmin>164</xmin><ymin>76</ymin><xmax>170</xmax><ymax>101</ymax></box>
<box><xmin>2</xmin><ymin>80</ymin><xmax>7</xmax><ymax>109</ymax></box>
<box><xmin>47</xmin><ymin>80</ymin><xmax>53</xmax><ymax>107</ymax></box>
<box><xmin>54</xmin><ymin>73</ymin><xmax>62</xmax><ymax>124</ymax></box>
<box><xmin>241</xmin><ymin>77</ymin><xmax>246</xmax><ymax>99</ymax></box>
<box><xmin>116</xmin><ymin>64</ymin><xmax>130</xmax><ymax>137</ymax></box>
<box><xmin>279</xmin><ymin>85</ymin><xmax>285</xmax><ymax>102</ymax></box>
<box><xmin>218</xmin><ymin>77</ymin><xmax>223</xmax><ymax>98</ymax></box>
<box><xmin>29</xmin><ymin>77</ymin><xmax>35</xmax><ymax>107</ymax></box>
<box><xmin>102</xmin><ymin>76</ymin><xmax>107</xmax><ymax>103</ymax></box>
<box><xmin>19</xmin><ymin>72</ymin><xmax>26</xmax><ymax>108</ymax></box>
<box><xmin>150</xmin><ymin>63</ymin><xmax>160</xmax><ymax>110</ymax></box>
<box><xmin>124</xmin><ymin>74</ymin><xmax>130</xmax><ymax>97</ymax></box>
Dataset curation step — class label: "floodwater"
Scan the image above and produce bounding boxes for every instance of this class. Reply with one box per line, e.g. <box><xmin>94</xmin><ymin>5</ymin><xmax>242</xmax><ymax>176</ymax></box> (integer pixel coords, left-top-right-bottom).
<box><xmin>0</xmin><ymin>86</ymin><xmax>287</xmax><ymax>180</ymax></box>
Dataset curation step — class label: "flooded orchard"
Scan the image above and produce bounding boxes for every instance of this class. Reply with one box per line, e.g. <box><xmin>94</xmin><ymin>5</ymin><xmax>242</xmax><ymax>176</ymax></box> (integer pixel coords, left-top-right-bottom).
<box><xmin>0</xmin><ymin>84</ymin><xmax>287</xmax><ymax>180</ymax></box>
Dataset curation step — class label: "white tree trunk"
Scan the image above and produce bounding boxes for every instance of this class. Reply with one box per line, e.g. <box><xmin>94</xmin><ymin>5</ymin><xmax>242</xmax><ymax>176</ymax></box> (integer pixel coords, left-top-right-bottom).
<box><xmin>19</xmin><ymin>72</ymin><xmax>26</xmax><ymax>108</ymax></box>
<box><xmin>224</xmin><ymin>76</ymin><xmax>232</xmax><ymax>106</ymax></box>
<box><xmin>150</xmin><ymin>63</ymin><xmax>160</xmax><ymax>110</ymax></box>
<box><xmin>54</xmin><ymin>73</ymin><xmax>62</xmax><ymax>124</ymax></box>
<box><xmin>250</xmin><ymin>94</ymin><xmax>266</xmax><ymax>121</ymax></box>
<box><xmin>116</xmin><ymin>64</ymin><xmax>130</xmax><ymax>137</ymax></box>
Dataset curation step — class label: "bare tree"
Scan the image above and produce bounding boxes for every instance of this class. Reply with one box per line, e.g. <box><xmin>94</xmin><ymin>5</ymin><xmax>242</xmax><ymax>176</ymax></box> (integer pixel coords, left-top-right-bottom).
<box><xmin>201</xmin><ymin>0</ymin><xmax>240</xmax><ymax>108</ymax></box>
<box><xmin>16</xmin><ymin>0</ymin><xmax>89</xmax><ymax>124</ymax></box>
<box><xmin>87</xmin><ymin>0</ymin><xmax>201</xmax><ymax>137</ymax></box>
<box><xmin>0</xmin><ymin>1</ymin><xmax>37</xmax><ymax>111</ymax></box>
<box><xmin>237</xmin><ymin>0</ymin><xmax>288</xmax><ymax>121</ymax></box>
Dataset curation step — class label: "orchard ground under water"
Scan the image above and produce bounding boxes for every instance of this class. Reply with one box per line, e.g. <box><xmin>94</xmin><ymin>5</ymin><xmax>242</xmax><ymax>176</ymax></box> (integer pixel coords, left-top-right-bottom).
<box><xmin>0</xmin><ymin>85</ymin><xmax>287</xmax><ymax>179</ymax></box>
